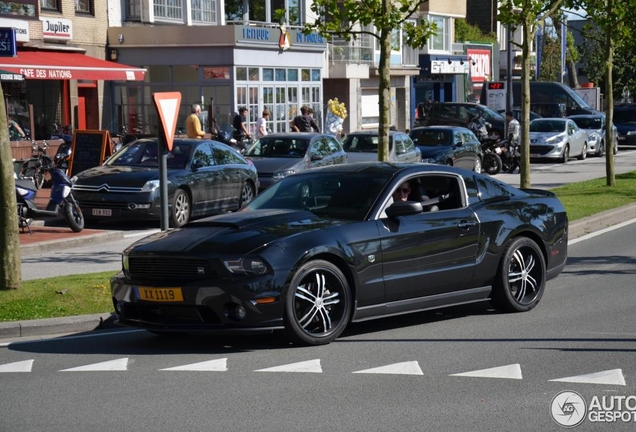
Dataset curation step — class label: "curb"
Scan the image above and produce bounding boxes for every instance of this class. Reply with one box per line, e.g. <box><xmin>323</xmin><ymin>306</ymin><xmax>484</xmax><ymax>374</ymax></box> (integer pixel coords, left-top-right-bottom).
<box><xmin>0</xmin><ymin>313</ymin><xmax>118</xmax><ymax>339</ymax></box>
<box><xmin>568</xmin><ymin>202</ymin><xmax>636</xmax><ymax>240</ymax></box>
<box><xmin>20</xmin><ymin>231</ymin><xmax>125</xmax><ymax>255</ymax></box>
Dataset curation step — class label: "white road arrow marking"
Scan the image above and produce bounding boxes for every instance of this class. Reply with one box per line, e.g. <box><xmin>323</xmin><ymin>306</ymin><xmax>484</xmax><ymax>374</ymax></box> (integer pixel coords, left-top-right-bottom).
<box><xmin>0</xmin><ymin>359</ymin><xmax>34</xmax><ymax>373</ymax></box>
<box><xmin>59</xmin><ymin>358</ymin><xmax>129</xmax><ymax>372</ymax></box>
<box><xmin>160</xmin><ymin>358</ymin><xmax>228</xmax><ymax>372</ymax></box>
<box><xmin>352</xmin><ymin>361</ymin><xmax>424</xmax><ymax>375</ymax></box>
<box><xmin>254</xmin><ymin>359</ymin><xmax>322</xmax><ymax>373</ymax></box>
<box><xmin>450</xmin><ymin>363</ymin><xmax>523</xmax><ymax>380</ymax></box>
<box><xmin>549</xmin><ymin>369</ymin><xmax>626</xmax><ymax>386</ymax></box>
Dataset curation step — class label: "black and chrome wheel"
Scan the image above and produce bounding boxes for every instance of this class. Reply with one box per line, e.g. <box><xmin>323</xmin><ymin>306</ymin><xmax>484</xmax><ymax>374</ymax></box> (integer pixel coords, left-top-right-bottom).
<box><xmin>491</xmin><ymin>237</ymin><xmax>546</xmax><ymax>313</ymax></box>
<box><xmin>284</xmin><ymin>260</ymin><xmax>352</xmax><ymax>346</ymax></box>
<box><xmin>239</xmin><ymin>182</ymin><xmax>255</xmax><ymax>208</ymax></box>
<box><xmin>170</xmin><ymin>188</ymin><xmax>191</xmax><ymax>227</ymax></box>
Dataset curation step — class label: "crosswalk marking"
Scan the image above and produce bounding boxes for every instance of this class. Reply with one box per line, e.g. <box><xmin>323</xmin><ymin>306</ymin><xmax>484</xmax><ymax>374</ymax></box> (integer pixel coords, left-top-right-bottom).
<box><xmin>254</xmin><ymin>359</ymin><xmax>322</xmax><ymax>373</ymax></box>
<box><xmin>449</xmin><ymin>363</ymin><xmax>523</xmax><ymax>380</ymax></box>
<box><xmin>0</xmin><ymin>359</ymin><xmax>34</xmax><ymax>373</ymax></box>
<box><xmin>160</xmin><ymin>358</ymin><xmax>228</xmax><ymax>371</ymax></box>
<box><xmin>59</xmin><ymin>358</ymin><xmax>129</xmax><ymax>372</ymax></box>
<box><xmin>352</xmin><ymin>361</ymin><xmax>424</xmax><ymax>375</ymax></box>
<box><xmin>549</xmin><ymin>369</ymin><xmax>626</xmax><ymax>386</ymax></box>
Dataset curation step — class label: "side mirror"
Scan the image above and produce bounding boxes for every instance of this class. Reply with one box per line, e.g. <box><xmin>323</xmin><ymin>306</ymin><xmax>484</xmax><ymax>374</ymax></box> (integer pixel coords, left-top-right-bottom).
<box><xmin>385</xmin><ymin>201</ymin><xmax>423</xmax><ymax>218</ymax></box>
<box><xmin>310</xmin><ymin>154</ymin><xmax>323</xmax><ymax>161</ymax></box>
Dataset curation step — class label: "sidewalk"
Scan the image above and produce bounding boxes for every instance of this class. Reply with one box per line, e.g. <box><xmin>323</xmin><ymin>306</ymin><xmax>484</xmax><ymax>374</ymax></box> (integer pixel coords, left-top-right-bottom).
<box><xmin>4</xmin><ymin>198</ymin><xmax>636</xmax><ymax>341</ymax></box>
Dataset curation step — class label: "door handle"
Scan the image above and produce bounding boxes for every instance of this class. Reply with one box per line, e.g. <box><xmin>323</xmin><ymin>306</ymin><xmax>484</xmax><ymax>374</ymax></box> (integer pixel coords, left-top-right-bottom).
<box><xmin>458</xmin><ymin>220</ymin><xmax>476</xmax><ymax>230</ymax></box>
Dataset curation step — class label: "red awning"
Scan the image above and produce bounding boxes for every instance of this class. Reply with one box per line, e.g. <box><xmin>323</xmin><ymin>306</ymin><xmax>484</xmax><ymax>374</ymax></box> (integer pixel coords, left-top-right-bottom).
<box><xmin>0</xmin><ymin>51</ymin><xmax>145</xmax><ymax>81</ymax></box>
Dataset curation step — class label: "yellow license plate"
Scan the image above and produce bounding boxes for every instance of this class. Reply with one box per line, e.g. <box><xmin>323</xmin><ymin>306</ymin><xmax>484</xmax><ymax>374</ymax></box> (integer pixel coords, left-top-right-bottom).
<box><xmin>137</xmin><ymin>287</ymin><xmax>184</xmax><ymax>302</ymax></box>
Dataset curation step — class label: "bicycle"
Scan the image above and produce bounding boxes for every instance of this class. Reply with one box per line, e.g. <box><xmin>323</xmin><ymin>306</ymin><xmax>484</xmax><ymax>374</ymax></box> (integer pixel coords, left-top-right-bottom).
<box><xmin>20</xmin><ymin>139</ymin><xmax>53</xmax><ymax>189</ymax></box>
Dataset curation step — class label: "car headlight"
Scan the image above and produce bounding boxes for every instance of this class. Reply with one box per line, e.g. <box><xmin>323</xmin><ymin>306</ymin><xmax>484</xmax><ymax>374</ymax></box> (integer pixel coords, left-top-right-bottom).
<box><xmin>122</xmin><ymin>252</ymin><xmax>129</xmax><ymax>274</ymax></box>
<box><xmin>422</xmin><ymin>158</ymin><xmax>437</xmax><ymax>164</ymax></box>
<box><xmin>16</xmin><ymin>186</ymin><xmax>29</xmax><ymax>196</ymax></box>
<box><xmin>627</xmin><ymin>131</ymin><xmax>636</xmax><ymax>136</ymax></box>
<box><xmin>140</xmin><ymin>179</ymin><xmax>161</xmax><ymax>192</ymax></box>
<box><xmin>273</xmin><ymin>169</ymin><xmax>295</xmax><ymax>180</ymax></box>
<box><xmin>546</xmin><ymin>135</ymin><xmax>565</xmax><ymax>145</ymax></box>
<box><xmin>588</xmin><ymin>133</ymin><xmax>600</xmax><ymax>144</ymax></box>
<box><xmin>223</xmin><ymin>258</ymin><xmax>268</xmax><ymax>275</ymax></box>
<box><xmin>70</xmin><ymin>175</ymin><xmax>78</xmax><ymax>184</ymax></box>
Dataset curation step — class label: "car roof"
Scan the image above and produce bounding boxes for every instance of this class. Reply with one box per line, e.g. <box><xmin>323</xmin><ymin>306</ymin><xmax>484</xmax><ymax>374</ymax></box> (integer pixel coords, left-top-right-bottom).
<box><xmin>345</xmin><ymin>130</ymin><xmax>403</xmax><ymax>136</ymax></box>
<box><xmin>568</xmin><ymin>114</ymin><xmax>603</xmax><ymax>119</ymax></box>
<box><xmin>262</xmin><ymin>132</ymin><xmax>326</xmax><ymax>139</ymax></box>
<box><xmin>289</xmin><ymin>161</ymin><xmax>469</xmax><ymax>177</ymax></box>
<box><xmin>410</xmin><ymin>125</ymin><xmax>470</xmax><ymax>132</ymax></box>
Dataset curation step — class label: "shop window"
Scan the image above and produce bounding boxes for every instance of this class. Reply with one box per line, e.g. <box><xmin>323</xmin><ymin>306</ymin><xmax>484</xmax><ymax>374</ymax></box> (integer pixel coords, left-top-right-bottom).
<box><xmin>154</xmin><ymin>0</ymin><xmax>183</xmax><ymax>20</ymax></box>
<box><xmin>172</xmin><ymin>65</ymin><xmax>199</xmax><ymax>83</ymax></box>
<box><xmin>263</xmin><ymin>68</ymin><xmax>274</xmax><ymax>81</ymax></box>
<box><xmin>3</xmin><ymin>0</ymin><xmax>39</xmax><ymax>17</ymax></box>
<box><xmin>192</xmin><ymin>0</ymin><xmax>215</xmax><ymax>23</ymax></box>
<box><xmin>275</xmin><ymin>69</ymin><xmax>285</xmax><ymax>81</ymax></box>
<box><xmin>301</xmin><ymin>69</ymin><xmax>310</xmax><ymax>81</ymax></box>
<box><xmin>203</xmin><ymin>67</ymin><xmax>229</xmax><ymax>80</ymax></box>
<box><xmin>248</xmin><ymin>68</ymin><xmax>259</xmax><ymax>81</ymax></box>
<box><xmin>236</xmin><ymin>67</ymin><xmax>247</xmax><ymax>81</ymax></box>
<box><xmin>288</xmin><ymin>69</ymin><xmax>298</xmax><ymax>81</ymax></box>
<box><xmin>311</xmin><ymin>69</ymin><xmax>320</xmax><ymax>81</ymax></box>
<box><xmin>126</xmin><ymin>0</ymin><xmax>141</xmax><ymax>18</ymax></box>
<box><xmin>75</xmin><ymin>0</ymin><xmax>92</xmax><ymax>14</ymax></box>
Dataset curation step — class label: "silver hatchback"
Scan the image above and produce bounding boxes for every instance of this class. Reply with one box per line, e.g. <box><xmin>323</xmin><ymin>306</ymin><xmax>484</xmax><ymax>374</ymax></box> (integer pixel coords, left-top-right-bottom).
<box><xmin>340</xmin><ymin>130</ymin><xmax>421</xmax><ymax>163</ymax></box>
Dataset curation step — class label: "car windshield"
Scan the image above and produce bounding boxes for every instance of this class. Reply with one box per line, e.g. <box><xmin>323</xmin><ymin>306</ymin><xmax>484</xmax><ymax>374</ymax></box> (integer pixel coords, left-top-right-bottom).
<box><xmin>480</xmin><ymin>106</ymin><xmax>504</xmax><ymax>120</ymax></box>
<box><xmin>245</xmin><ymin>137</ymin><xmax>309</xmax><ymax>158</ymax></box>
<box><xmin>341</xmin><ymin>134</ymin><xmax>393</xmax><ymax>152</ymax></box>
<box><xmin>409</xmin><ymin>130</ymin><xmax>453</xmax><ymax>146</ymax></box>
<box><xmin>530</xmin><ymin>120</ymin><xmax>566</xmax><ymax>133</ymax></box>
<box><xmin>571</xmin><ymin>117</ymin><xmax>602</xmax><ymax>129</ymax></box>
<box><xmin>245</xmin><ymin>170</ymin><xmax>393</xmax><ymax>221</ymax></box>
<box><xmin>105</xmin><ymin>141</ymin><xmax>191</xmax><ymax>169</ymax></box>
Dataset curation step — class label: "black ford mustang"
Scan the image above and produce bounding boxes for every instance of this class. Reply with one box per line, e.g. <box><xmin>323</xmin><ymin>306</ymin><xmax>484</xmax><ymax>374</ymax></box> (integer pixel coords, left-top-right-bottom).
<box><xmin>111</xmin><ymin>162</ymin><xmax>568</xmax><ymax>345</ymax></box>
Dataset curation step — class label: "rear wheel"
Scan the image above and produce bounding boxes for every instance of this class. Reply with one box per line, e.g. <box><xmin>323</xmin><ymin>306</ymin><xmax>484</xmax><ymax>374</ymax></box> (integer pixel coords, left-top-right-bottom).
<box><xmin>483</xmin><ymin>153</ymin><xmax>502</xmax><ymax>175</ymax></box>
<box><xmin>284</xmin><ymin>260</ymin><xmax>352</xmax><ymax>346</ymax></box>
<box><xmin>491</xmin><ymin>237</ymin><xmax>546</xmax><ymax>312</ymax></box>
<box><xmin>239</xmin><ymin>182</ymin><xmax>255</xmax><ymax>208</ymax></box>
<box><xmin>170</xmin><ymin>188</ymin><xmax>191</xmax><ymax>227</ymax></box>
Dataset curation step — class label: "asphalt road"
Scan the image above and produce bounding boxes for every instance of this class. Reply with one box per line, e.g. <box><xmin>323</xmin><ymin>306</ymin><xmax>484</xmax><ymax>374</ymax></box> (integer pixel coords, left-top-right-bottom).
<box><xmin>2</xmin><ymin>220</ymin><xmax>636</xmax><ymax>431</ymax></box>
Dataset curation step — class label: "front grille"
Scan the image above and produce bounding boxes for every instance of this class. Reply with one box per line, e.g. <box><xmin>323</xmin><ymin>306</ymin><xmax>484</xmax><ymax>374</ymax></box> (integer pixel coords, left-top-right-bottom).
<box><xmin>129</xmin><ymin>256</ymin><xmax>219</xmax><ymax>281</ymax></box>
<box><xmin>529</xmin><ymin>145</ymin><xmax>552</xmax><ymax>156</ymax></box>
<box><xmin>73</xmin><ymin>184</ymin><xmax>143</xmax><ymax>193</ymax></box>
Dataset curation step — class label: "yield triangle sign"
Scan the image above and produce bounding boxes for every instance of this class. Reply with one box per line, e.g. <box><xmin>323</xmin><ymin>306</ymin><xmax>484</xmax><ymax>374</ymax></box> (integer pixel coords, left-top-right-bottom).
<box><xmin>153</xmin><ymin>92</ymin><xmax>182</xmax><ymax>151</ymax></box>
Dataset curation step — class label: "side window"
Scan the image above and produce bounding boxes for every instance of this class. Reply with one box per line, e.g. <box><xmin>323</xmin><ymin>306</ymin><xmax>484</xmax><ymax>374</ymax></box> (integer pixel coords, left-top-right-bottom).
<box><xmin>401</xmin><ymin>134</ymin><xmax>415</xmax><ymax>152</ymax></box>
<box><xmin>462</xmin><ymin>174</ymin><xmax>481</xmax><ymax>205</ymax></box>
<box><xmin>192</xmin><ymin>143</ymin><xmax>215</xmax><ymax>167</ymax></box>
<box><xmin>394</xmin><ymin>136</ymin><xmax>405</xmax><ymax>153</ymax></box>
<box><xmin>311</xmin><ymin>138</ymin><xmax>332</xmax><ymax>157</ymax></box>
<box><xmin>325</xmin><ymin>137</ymin><xmax>342</xmax><ymax>154</ymax></box>
<box><xmin>212</xmin><ymin>144</ymin><xmax>244</xmax><ymax>165</ymax></box>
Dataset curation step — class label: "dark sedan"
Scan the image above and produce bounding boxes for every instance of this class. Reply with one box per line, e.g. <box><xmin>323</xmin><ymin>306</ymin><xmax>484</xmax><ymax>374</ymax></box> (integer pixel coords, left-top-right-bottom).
<box><xmin>244</xmin><ymin>132</ymin><xmax>347</xmax><ymax>190</ymax></box>
<box><xmin>111</xmin><ymin>162</ymin><xmax>568</xmax><ymax>345</ymax></box>
<box><xmin>71</xmin><ymin>138</ymin><xmax>258</xmax><ymax>227</ymax></box>
<box><xmin>409</xmin><ymin>126</ymin><xmax>482</xmax><ymax>172</ymax></box>
<box><xmin>340</xmin><ymin>130</ymin><xmax>421</xmax><ymax>163</ymax></box>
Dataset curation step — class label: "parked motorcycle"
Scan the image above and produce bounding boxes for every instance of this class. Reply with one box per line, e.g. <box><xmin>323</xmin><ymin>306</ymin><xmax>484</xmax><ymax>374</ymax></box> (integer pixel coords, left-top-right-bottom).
<box><xmin>481</xmin><ymin>138</ymin><xmax>506</xmax><ymax>175</ymax></box>
<box><xmin>16</xmin><ymin>160</ymin><xmax>85</xmax><ymax>233</ymax></box>
<box><xmin>20</xmin><ymin>140</ymin><xmax>52</xmax><ymax>189</ymax></box>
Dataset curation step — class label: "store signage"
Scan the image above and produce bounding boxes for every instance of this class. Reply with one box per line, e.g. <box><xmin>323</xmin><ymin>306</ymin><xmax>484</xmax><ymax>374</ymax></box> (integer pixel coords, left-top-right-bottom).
<box><xmin>430</xmin><ymin>59</ymin><xmax>468</xmax><ymax>75</ymax></box>
<box><xmin>236</xmin><ymin>26</ymin><xmax>325</xmax><ymax>47</ymax></box>
<box><xmin>41</xmin><ymin>17</ymin><xmax>72</xmax><ymax>41</ymax></box>
<box><xmin>0</xmin><ymin>28</ymin><xmax>17</xmax><ymax>57</ymax></box>
<box><xmin>0</xmin><ymin>18</ymin><xmax>30</xmax><ymax>42</ymax></box>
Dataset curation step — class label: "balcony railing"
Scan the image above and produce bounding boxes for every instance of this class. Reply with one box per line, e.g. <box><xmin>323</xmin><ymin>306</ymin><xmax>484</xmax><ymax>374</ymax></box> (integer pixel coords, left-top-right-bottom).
<box><xmin>329</xmin><ymin>44</ymin><xmax>374</xmax><ymax>64</ymax></box>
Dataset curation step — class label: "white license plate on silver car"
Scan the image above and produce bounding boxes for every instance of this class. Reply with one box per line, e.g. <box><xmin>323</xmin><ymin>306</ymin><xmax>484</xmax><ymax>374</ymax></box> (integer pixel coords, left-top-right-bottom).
<box><xmin>92</xmin><ymin>208</ymin><xmax>112</xmax><ymax>216</ymax></box>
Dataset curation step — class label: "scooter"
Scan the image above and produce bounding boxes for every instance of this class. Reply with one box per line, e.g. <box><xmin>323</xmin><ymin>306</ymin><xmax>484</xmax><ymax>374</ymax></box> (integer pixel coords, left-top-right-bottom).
<box><xmin>16</xmin><ymin>161</ymin><xmax>85</xmax><ymax>233</ymax></box>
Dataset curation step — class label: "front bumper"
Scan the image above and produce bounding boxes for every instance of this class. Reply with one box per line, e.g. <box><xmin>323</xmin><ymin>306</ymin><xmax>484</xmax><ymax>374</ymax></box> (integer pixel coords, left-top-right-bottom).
<box><xmin>73</xmin><ymin>190</ymin><xmax>161</xmax><ymax>220</ymax></box>
<box><xmin>111</xmin><ymin>272</ymin><xmax>287</xmax><ymax>332</ymax></box>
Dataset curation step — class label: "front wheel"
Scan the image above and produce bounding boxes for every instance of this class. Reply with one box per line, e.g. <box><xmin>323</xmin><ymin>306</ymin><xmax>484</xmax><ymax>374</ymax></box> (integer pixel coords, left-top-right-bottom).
<box><xmin>560</xmin><ymin>144</ymin><xmax>570</xmax><ymax>163</ymax></box>
<box><xmin>63</xmin><ymin>199</ymin><xmax>85</xmax><ymax>232</ymax></box>
<box><xmin>239</xmin><ymin>182</ymin><xmax>255</xmax><ymax>208</ymax></box>
<box><xmin>483</xmin><ymin>153</ymin><xmax>502</xmax><ymax>175</ymax></box>
<box><xmin>284</xmin><ymin>260</ymin><xmax>352</xmax><ymax>346</ymax></box>
<box><xmin>577</xmin><ymin>143</ymin><xmax>587</xmax><ymax>160</ymax></box>
<box><xmin>170</xmin><ymin>188</ymin><xmax>191</xmax><ymax>228</ymax></box>
<box><xmin>491</xmin><ymin>237</ymin><xmax>546</xmax><ymax>313</ymax></box>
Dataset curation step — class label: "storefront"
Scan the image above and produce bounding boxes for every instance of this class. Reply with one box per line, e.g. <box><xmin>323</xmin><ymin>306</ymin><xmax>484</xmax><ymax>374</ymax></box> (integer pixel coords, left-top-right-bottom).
<box><xmin>108</xmin><ymin>24</ymin><xmax>326</xmax><ymax>135</ymax></box>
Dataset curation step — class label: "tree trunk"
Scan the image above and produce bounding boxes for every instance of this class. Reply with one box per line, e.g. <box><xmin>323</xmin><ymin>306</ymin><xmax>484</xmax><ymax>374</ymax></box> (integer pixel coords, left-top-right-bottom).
<box><xmin>0</xmin><ymin>85</ymin><xmax>23</xmax><ymax>290</ymax></box>
<box><xmin>604</xmin><ymin>0</ymin><xmax>616</xmax><ymax>186</ymax></box>
<box><xmin>377</xmin><ymin>0</ymin><xmax>392</xmax><ymax>162</ymax></box>
<box><xmin>519</xmin><ymin>21</ymin><xmax>533</xmax><ymax>189</ymax></box>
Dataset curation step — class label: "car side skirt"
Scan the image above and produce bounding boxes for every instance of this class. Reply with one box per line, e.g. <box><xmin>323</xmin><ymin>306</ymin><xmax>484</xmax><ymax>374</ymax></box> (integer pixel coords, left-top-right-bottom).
<box><xmin>351</xmin><ymin>286</ymin><xmax>492</xmax><ymax>322</ymax></box>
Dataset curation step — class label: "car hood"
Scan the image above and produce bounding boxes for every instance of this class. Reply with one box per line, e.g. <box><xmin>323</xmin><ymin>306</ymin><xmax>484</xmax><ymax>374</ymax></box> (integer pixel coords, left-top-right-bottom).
<box><xmin>529</xmin><ymin>131</ymin><xmax>565</xmax><ymax>143</ymax></box>
<box><xmin>417</xmin><ymin>146</ymin><xmax>449</xmax><ymax>159</ymax></box>
<box><xmin>248</xmin><ymin>157</ymin><xmax>304</xmax><ymax>174</ymax></box>
<box><xmin>126</xmin><ymin>208</ymin><xmax>348</xmax><ymax>256</ymax></box>
<box><xmin>73</xmin><ymin>165</ymin><xmax>161</xmax><ymax>187</ymax></box>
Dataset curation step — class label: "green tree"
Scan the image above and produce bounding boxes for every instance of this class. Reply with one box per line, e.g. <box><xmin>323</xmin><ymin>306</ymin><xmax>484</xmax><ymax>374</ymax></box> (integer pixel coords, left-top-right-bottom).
<box><xmin>568</xmin><ymin>0</ymin><xmax>636</xmax><ymax>186</ymax></box>
<box><xmin>455</xmin><ymin>19</ymin><xmax>498</xmax><ymax>44</ymax></box>
<box><xmin>304</xmin><ymin>0</ymin><xmax>434</xmax><ymax>161</ymax></box>
<box><xmin>0</xmin><ymin>85</ymin><xmax>22</xmax><ymax>290</ymax></box>
<box><xmin>499</xmin><ymin>0</ymin><xmax>566</xmax><ymax>189</ymax></box>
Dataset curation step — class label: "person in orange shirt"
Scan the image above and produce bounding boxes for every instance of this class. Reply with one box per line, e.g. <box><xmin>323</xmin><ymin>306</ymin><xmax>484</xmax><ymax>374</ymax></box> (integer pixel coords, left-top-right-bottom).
<box><xmin>186</xmin><ymin>104</ymin><xmax>205</xmax><ymax>138</ymax></box>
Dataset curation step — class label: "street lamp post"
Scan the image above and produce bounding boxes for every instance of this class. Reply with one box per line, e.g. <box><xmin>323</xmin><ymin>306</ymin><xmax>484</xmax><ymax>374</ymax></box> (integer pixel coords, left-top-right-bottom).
<box><xmin>506</xmin><ymin>24</ymin><xmax>513</xmax><ymax>137</ymax></box>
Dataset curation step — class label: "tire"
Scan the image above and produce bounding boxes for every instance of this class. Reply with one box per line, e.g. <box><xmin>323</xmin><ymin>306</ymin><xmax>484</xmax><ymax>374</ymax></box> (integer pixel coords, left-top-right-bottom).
<box><xmin>560</xmin><ymin>144</ymin><xmax>570</xmax><ymax>163</ymax></box>
<box><xmin>483</xmin><ymin>153</ymin><xmax>502</xmax><ymax>175</ymax></box>
<box><xmin>63</xmin><ymin>200</ymin><xmax>85</xmax><ymax>233</ymax></box>
<box><xmin>284</xmin><ymin>260</ymin><xmax>352</xmax><ymax>346</ymax></box>
<box><xmin>597</xmin><ymin>140</ymin><xmax>605</xmax><ymax>157</ymax></box>
<box><xmin>577</xmin><ymin>143</ymin><xmax>587</xmax><ymax>160</ymax></box>
<box><xmin>473</xmin><ymin>156</ymin><xmax>482</xmax><ymax>173</ymax></box>
<box><xmin>170</xmin><ymin>188</ymin><xmax>191</xmax><ymax>228</ymax></box>
<box><xmin>491</xmin><ymin>237</ymin><xmax>546</xmax><ymax>313</ymax></box>
<box><xmin>239</xmin><ymin>181</ymin><xmax>255</xmax><ymax>208</ymax></box>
